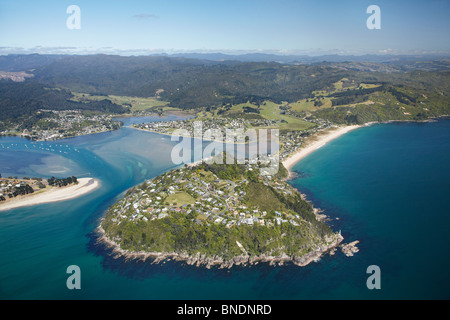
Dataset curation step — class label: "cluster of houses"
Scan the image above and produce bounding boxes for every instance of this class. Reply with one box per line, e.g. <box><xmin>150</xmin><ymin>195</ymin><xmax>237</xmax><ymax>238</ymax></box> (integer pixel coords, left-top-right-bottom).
<box><xmin>0</xmin><ymin>177</ymin><xmax>42</xmax><ymax>201</ymax></box>
<box><xmin>106</xmin><ymin>159</ymin><xmax>307</xmax><ymax>230</ymax></box>
<box><xmin>134</xmin><ymin>118</ymin><xmax>282</xmax><ymax>141</ymax></box>
<box><xmin>133</xmin><ymin>115</ymin><xmax>336</xmax><ymax>164</ymax></box>
<box><xmin>278</xmin><ymin>119</ymin><xmax>333</xmax><ymax>161</ymax></box>
<box><xmin>0</xmin><ymin>180</ymin><xmax>15</xmax><ymax>200</ymax></box>
<box><xmin>1</xmin><ymin>110</ymin><xmax>122</xmax><ymax>141</ymax></box>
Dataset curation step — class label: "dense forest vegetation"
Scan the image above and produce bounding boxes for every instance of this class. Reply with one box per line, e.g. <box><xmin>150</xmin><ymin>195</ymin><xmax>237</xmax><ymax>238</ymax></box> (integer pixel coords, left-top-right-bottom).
<box><xmin>311</xmin><ymin>71</ymin><xmax>450</xmax><ymax>125</ymax></box>
<box><xmin>1</xmin><ymin>54</ymin><xmax>449</xmax><ymax>127</ymax></box>
<box><xmin>28</xmin><ymin>55</ymin><xmax>349</xmax><ymax>108</ymax></box>
<box><xmin>0</xmin><ymin>82</ymin><xmax>127</xmax><ymax>122</ymax></box>
<box><xmin>329</xmin><ymin>85</ymin><xmax>385</xmax><ymax>106</ymax></box>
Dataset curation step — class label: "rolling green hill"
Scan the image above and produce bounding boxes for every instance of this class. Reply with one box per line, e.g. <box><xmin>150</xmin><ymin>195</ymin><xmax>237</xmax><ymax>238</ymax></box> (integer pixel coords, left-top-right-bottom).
<box><xmin>0</xmin><ymin>82</ymin><xmax>127</xmax><ymax>122</ymax></box>
<box><xmin>30</xmin><ymin>55</ymin><xmax>348</xmax><ymax>108</ymax></box>
<box><xmin>1</xmin><ymin>54</ymin><xmax>449</xmax><ymax>128</ymax></box>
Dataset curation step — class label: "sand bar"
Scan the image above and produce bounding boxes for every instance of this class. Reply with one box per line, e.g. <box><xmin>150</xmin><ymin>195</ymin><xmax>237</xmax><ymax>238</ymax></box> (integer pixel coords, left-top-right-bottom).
<box><xmin>282</xmin><ymin>125</ymin><xmax>361</xmax><ymax>175</ymax></box>
<box><xmin>0</xmin><ymin>178</ymin><xmax>100</xmax><ymax>212</ymax></box>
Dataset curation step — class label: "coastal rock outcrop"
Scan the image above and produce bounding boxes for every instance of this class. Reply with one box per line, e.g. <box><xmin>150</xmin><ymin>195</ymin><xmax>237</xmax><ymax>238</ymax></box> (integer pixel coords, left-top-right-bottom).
<box><xmin>95</xmin><ymin>226</ymin><xmax>345</xmax><ymax>269</ymax></box>
<box><xmin>340</xmin><ymin>241</ymin><xmax>360</xmax><ymax>257</ymax></box>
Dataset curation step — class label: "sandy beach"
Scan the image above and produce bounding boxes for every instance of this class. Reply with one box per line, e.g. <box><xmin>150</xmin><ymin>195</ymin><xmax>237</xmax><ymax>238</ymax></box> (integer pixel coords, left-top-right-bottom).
<box><xmin>282</xmin><ymin>125</ymin><xmax>361</xmax><ymax>177</ymax></box>
<box><xmin>0</xmin><ymin>178</ymin><xmax>100</xmax><ymax>212</ymax></box>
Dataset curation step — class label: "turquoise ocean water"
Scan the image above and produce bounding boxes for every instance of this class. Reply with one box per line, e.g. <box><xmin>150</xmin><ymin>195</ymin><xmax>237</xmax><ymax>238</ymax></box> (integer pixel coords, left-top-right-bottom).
<box><xmin>0</xmin><ymin>117</ymin><xmax>449</xmax><ymax>300</ymax></box>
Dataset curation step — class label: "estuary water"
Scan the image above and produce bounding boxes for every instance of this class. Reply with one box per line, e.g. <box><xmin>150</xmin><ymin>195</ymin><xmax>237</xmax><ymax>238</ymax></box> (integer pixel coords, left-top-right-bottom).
<box><xmin>0</xmin><ymin>117</ymin><xmax>449</xmax><ymax>300</ymax></box>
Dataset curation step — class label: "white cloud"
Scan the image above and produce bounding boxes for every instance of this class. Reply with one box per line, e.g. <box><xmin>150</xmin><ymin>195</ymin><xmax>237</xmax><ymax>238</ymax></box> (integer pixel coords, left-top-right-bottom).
<box><xmin>132</xmin><ymin>13</ymin><xmax>159</xmax><ymax>19</ymax></box>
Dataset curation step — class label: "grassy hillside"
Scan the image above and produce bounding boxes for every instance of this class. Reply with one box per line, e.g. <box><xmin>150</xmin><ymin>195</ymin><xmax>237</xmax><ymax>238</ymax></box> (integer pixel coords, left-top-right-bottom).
<box><xmin>284</xmin><ymin>72</ymin><xmax>450</xmax><ymax>125</ymax></box>
<box><xmin>101</xmin><ymin>161</ymin><xmax>335</xmax><ymax>262</ymax></box>
<box><xmin>2</xmin><ymin>55</ymin><xmax>449</xmax><ymax>128</ymax></box>
<box><xmin>31</xmin><ymin>55</ymin><xmax>348</xmax><ymax>109</ymax></box>
<box><xmin>0</xmin><ymin>82</ymin><xmax>127</xmax><ymax>122</ymax></box>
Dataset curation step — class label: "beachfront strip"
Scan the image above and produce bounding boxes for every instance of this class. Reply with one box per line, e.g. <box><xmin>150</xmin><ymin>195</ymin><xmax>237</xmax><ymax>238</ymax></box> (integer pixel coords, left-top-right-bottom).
<box><xmin>0</xmin><ymin>176</ymin><xmax>78</xmax><ymax>203</ymax></box>
<box><xmin>0</xmin><ymin>177</ymin><xmax>99</xmax><ymax>212</ymax></box>
<box><xmin>133</xmin><ymin>117</ymin><xmax>334</xmax><ymax>162</ymax></box>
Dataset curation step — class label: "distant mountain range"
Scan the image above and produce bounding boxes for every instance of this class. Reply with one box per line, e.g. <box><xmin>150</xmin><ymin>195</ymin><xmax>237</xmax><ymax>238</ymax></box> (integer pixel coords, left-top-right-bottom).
<box><xmin>0</xmin><ymin>52</ymin><xmax>449</xmax><ymax>72</ymax></box>
<box><xmin>169</xmin><ymin>52</ymin><xmax>450</xmax><ymax>64</ymax></box>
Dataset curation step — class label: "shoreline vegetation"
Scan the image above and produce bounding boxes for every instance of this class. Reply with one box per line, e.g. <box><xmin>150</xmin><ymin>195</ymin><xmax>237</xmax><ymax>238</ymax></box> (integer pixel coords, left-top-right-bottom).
<box><xmin>95</xmin><ymin>225</ymin><xmax>344</xmax><ymax>269</ymax></box>
<box><xmin>0</xmin><ymin>178</ymin><xmax>100</xmax><ymax>212</ymax></box>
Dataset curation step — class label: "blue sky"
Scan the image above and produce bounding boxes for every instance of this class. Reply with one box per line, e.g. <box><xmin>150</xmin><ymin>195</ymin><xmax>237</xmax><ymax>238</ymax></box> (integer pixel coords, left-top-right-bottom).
<box><xmin>0</xmin><ymin>0</ymin><xmax>449</xmax><ymax>55</ymax></box>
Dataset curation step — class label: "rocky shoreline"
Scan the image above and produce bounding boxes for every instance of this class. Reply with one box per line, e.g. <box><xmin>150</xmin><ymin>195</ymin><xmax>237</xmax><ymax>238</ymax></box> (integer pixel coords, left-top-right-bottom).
<box><xmin>95</xmin><ymin>225</ymin><xmax>344</xmax><ymax>269</ymax></box>
<box><xmin>340</xmin><ymin>241</ymin><xmax>360</xmax><ymax>257</ymax></box>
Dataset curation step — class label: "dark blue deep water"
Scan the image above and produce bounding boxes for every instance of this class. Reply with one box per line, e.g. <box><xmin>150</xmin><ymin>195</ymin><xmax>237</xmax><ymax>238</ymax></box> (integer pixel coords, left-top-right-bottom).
<box><xmin>0</xmin><ymin>118</ymin><xmax>449</xmax><ymax>299</ymax></box>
